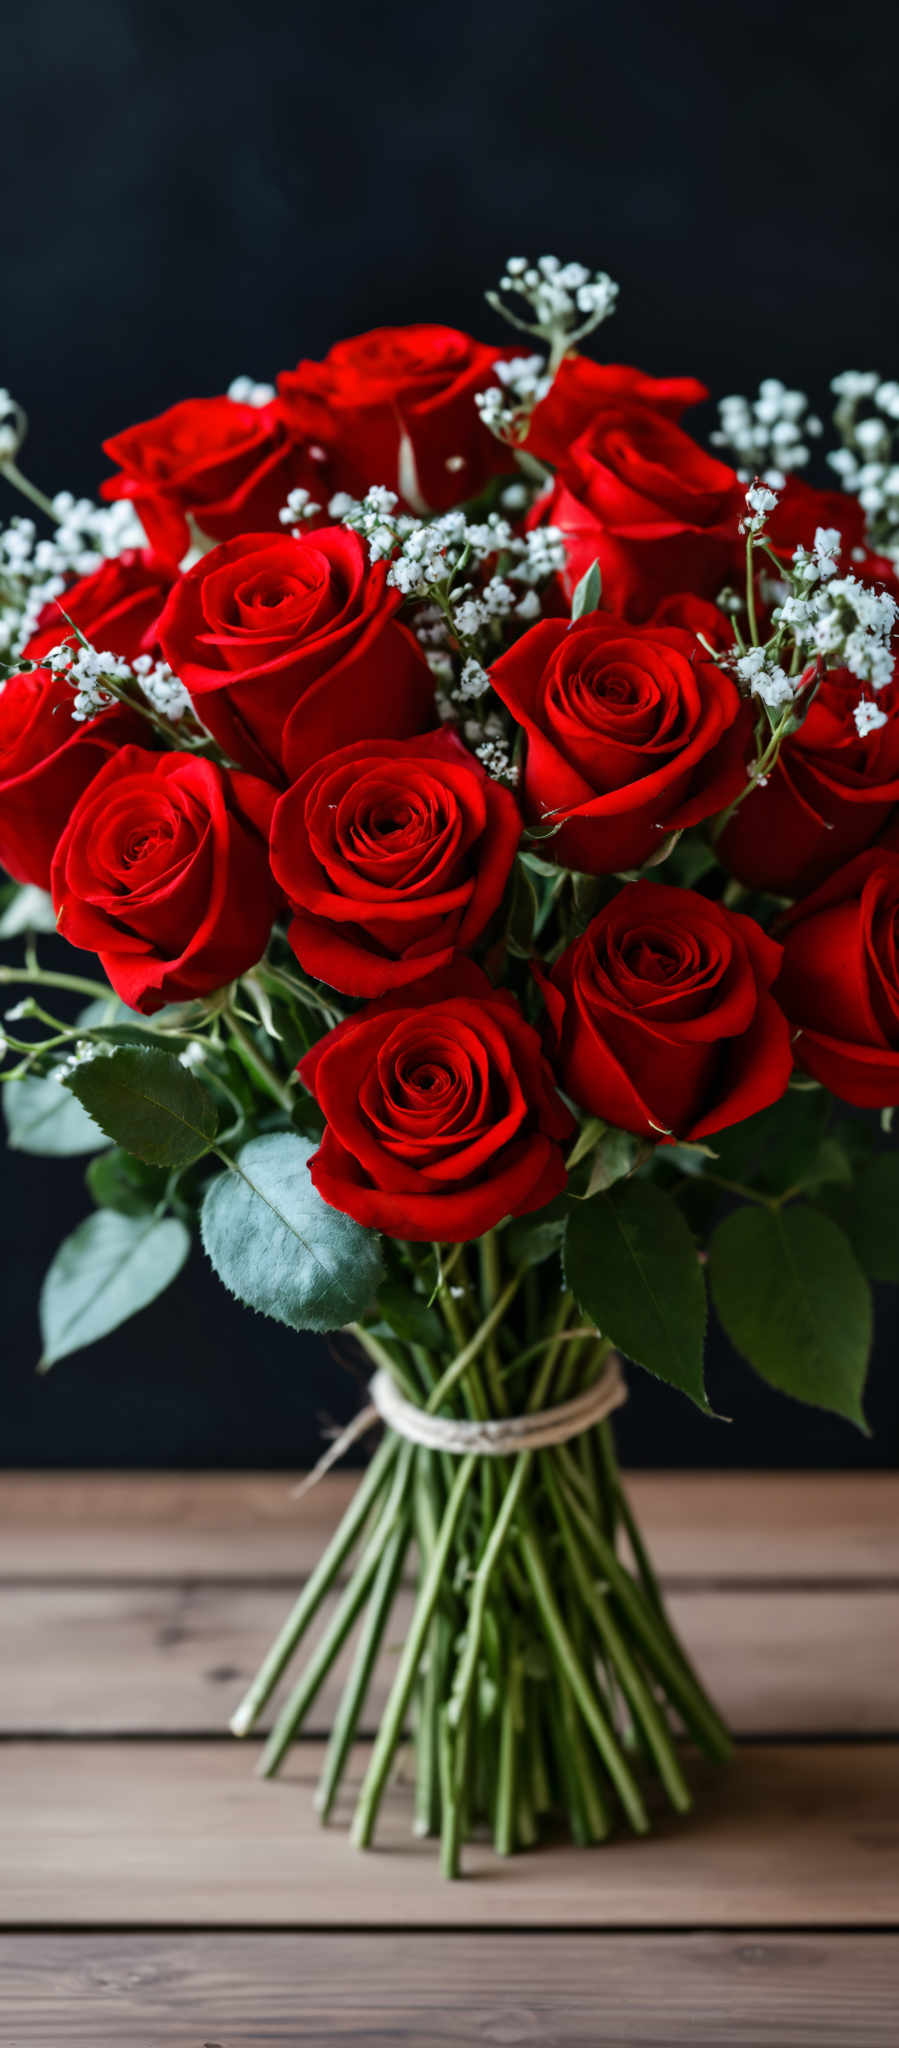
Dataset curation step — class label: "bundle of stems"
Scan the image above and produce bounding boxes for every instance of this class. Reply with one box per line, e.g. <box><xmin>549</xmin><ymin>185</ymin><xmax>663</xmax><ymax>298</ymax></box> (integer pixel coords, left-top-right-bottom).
<box><xmin>231</xmin><ymin>1232</ymin><xmax>731</xmax><ymax>1876</ymax></box>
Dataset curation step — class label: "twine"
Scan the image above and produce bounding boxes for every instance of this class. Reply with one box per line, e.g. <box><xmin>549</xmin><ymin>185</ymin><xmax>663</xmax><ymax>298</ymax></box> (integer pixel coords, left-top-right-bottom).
<box><xmin>292</xmin><ymin>1354</ymin><xmax>628</xmax><ymax>1500</ymax></box>
<box><xmin>370</xmin><ymin>1352</ymin><xmax>627</xmax><ymax>1456</ymax></box>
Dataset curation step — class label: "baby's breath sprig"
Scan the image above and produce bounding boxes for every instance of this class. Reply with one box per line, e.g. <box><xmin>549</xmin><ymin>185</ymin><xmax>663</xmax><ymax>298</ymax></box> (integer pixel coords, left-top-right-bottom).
<box><xmin>478</xmin><ymin>256</ymin><xmax>619</xmax><ymax>448</ymax></box>
<box><xmin>828</xmin><ymin>371</ymin><xmax>899</xmax><ymax>565</ymax></box>
<box><xmin>711</xmin><ymin>379</ymin><xmax>823</xmax><ymax>484</ymax></box>
<box><xmin>24</xmin><ymin>622</ymin><xmax>206</xmax><ymax>750</ymax></box>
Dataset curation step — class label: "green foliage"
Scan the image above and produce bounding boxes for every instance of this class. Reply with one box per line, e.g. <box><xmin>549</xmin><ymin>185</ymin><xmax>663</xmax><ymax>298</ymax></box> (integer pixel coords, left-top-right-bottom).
<box><xmin>85</xmin><ymin>1147</ymin><xmax>170</xmax><ymax>1218</ymax></box>
<box><xmin>506</xmin><ymin>1196</ymin><xmax>570</xmax><ymax>1267</ymax></box>
<box><xmin>0</xmin><ymin>884</ymin><xmax>57</xmax><ymax>936</ymax></box>
<box><xmin>564</xmin><ymin>1179</ymin><xmax>710</xmax><ymax>1411</ymax></box>
<box><xmin>64</xmin><ymin>1047</ymin><xmax>219</xmax><ymax>1167</ymax></box>
<box><xmin>705</xmin><ymin>1089</ymin><xmax>836</xmax><ymax>1197</ymax></box>
<box><xmin>570</xmin><ymin>558</ymin><xmax>602</xmax><ymax>619</ymax></box>
<box><xmin>708</xmin><ymin>1201</ymin><xmax>871</xmax><ymax>1428</ymax></box>
<box><xmin>374</xmin><ymin>1279</ymin><xmax>446</xmax><ymax>1350</ymax></box>
<box><xmin>4</xmin><ymin>1072</ymin><xmax>109</xmax><ymax>1156</ymax></box>
<box><xmin>39</xmin><ymin>1210</ymin><xmax>190</xmax><ymax>1369</ymax></box>
<box><xmin>200</xmin><ymin>1132</ymin><xmax>384</xmax><ymax>1333</ymax></box>
<box><xmin>819</xmin><ymin>1148</ymin><xmax>899</xmax><ymax>1285</ymax></box>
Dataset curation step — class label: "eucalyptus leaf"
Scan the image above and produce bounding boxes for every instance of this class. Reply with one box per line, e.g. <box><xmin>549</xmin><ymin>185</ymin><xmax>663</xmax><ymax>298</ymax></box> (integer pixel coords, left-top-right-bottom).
<box><xmin>564</xmin><ymin>1179</ymin><xmax>710</xmax><ymax>1411</ymax></box>
<box><xmin>0</xmin><ymin>884</ymin><xmax>58</xmax><ymax>937</ymax></box>
<box><xmin>39</xmin><ymin>1210</ymin><xmax>190</xmax><ymax>1368</ymax></box>
<box><xmin>4</xmin><ymin>1072</ymin><xmax>110</xmax><ymax>1157</ymax></box>
<box><xmin>708</xmin><ymin>1202</ymin><xmax>871</xmax><ymax>1428</ymax></box>
<box><xmin>571</xmin><ymin>558</ymin><xmax>602</xmax><ymax>620</ymax></box>
<box><xmin>200</xmin><ymin>1132</ymin><xmax>383</xmax><ymax>1333</ymax></box>
<box><xmin>64</xmin><ymin>1046</ymin><xmax>219</xmax><ymax>1167</ymax></box>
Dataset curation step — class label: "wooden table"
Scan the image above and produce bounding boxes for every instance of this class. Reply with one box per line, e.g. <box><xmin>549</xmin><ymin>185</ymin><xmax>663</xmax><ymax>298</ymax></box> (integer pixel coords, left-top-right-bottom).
<box><xmin>2</xmin><ymin>1471</ymin><xmax>898</xmax><ymax>2043</ymax></box>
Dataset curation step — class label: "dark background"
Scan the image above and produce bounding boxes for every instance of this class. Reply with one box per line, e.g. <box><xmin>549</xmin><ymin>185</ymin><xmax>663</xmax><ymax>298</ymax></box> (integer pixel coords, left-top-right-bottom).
<box><xmin>2</xmin><ymin>0</ymin><xmax>898</xmax><ymax>1468</ymax></box>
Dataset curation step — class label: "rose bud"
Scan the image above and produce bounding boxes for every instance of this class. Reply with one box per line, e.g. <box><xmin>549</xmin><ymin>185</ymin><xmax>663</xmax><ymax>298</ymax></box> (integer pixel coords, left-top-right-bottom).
<box><xmin>270</xmin><ymin>730</ymin><xmax>521</xmax><ymax>997</ymax></box>
<box><xmin>776</xmin><ymin>848</ymin><xmax>899</xmax><ymax>1106</ymax></box>
<box><xmin>50</xmin><ymin>745</ymin><xmax>280</xmax><ymax>1013</ymax></box>
<box><xmin>539</xmin><ymin>880</ymin><xmax>792</xmax><ymax>1141</ymax></box>
<box><xmin>299</xmin><ymin>960</ymin><xmax>574</xmax><ymax>1242</ymax></box>
<box><xmin>489</xmin><ymin>613</ymin><xmax>751</xmax><ymax>874</ymax></box>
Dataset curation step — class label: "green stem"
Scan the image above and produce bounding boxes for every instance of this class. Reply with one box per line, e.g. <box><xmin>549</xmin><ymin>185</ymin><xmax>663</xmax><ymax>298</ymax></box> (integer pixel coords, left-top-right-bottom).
<box><xmin>230</xmin><ymin>1434</ymin><xmax>397</xmax><ymax>1737</ymax></box>
<box><xmin>0</xmin><ymin>458</ymin><xmax>58</xmax><ymax>522</ymax></box>
<box><xmin>352</xmin><ymin>1453</ymin><xmax>477</xmax><ymax>1848</ymax></box>
<box><xmin>316</xmin><ymin>1509</ymin><xmax>411</xmax><ymax>1822</ymax></box>
<box><xmin>442</xmin><ymin>1449</ymin><xmax>532</xmax><ymax>1876</ymax></box>
<box><xmin>0</xmin><ymin>963</ymin><xmax>113</xmax><ymax>1003</ymax></box>
<box><xmin>259</xmin><ymin>1445</ymin><xmax>414</xmax><ymax>1777</ymax></box>
<box><xmin>426</xmin><ymin>1272</ymin><xmax>525</xmax><ymax>1414</ymax></box>
<box><xmin>225</xmin><ymin>1002</ymin><xmax>294</xmax><ymax>1114</ymax></box>
<box><xmin>517</xmin><ymin>1504</ymin><xmax>650</xmax><ymax>1835</ymax></box>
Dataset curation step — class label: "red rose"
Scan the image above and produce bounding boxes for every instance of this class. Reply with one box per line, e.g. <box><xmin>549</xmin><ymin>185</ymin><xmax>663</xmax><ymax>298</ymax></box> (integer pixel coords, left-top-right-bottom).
<box><xmin>24</xmin><ymin>548</ymin><xmax>174</xmax><ymax>667</ymax></box>
<box><xmin>540</xmin><ymin>881</ymin><xmax>792</xmax><ymax>1141</ymax></box>
<box><xmin>776</xmin><ymin>849</ymin><xmax>899</xmax><ymax>1105</ymax></box>
<box><xmin>270</xmin><ymin>730</ymin><xmax>521</xmax><ymax>996</ymax></box>
<box><xmin>299</xmin><ymin>960</ymin><xmax>574</xmax><ymax>1242</ymax></box>
<box><xmin>718</xmin><ymin>668</ymin><xmax>899</xmax><ymax>896</ymax></box>
<box><xmin>526</xmin><ymin>357</ymin><xmax>707</xmax><ymax>468</ymax></box>
<box><xmin>489</xmin><ymin>613</ymin><xmax>750</xmax><ymax>873</ymax></box>
<box><xmin>157</xmin><ymin>528</ymin><xmax>434</xmax><ymax>783</ymax></box>
<box><xmin>650</xmin><ymin>590</ymin><xmax>736</xmax><ymax>653</ymax></box>
<box><xmin>101</xmin><ymin>395</ymin><xmax>325</xmax><ymax>562</ymax></box>
<box><xmin>0</xmin><ymin>671</ymin><xmax>140</xmax><ymax>889</ymax></box>
<box><xmin>51</xmin><ymin>745</ymin><xmax>279</xmax><ymax>1013</ymax></box>
<box><xmin>279</xmin><ymin>325</ymin><xmax>511</xmax><ymax>512</ymax></box>
<box><xmin>535</xmin><ymin>406</ymin><xmax>743</xmax><ymax>619</ymax></box>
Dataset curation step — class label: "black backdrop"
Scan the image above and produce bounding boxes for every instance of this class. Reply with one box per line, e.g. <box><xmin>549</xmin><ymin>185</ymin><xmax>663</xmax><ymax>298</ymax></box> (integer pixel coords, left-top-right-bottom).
<box><xmin>3</xmin><ymin>0</ymin><xmax>898</xmax><ymax>1467</ymax></box>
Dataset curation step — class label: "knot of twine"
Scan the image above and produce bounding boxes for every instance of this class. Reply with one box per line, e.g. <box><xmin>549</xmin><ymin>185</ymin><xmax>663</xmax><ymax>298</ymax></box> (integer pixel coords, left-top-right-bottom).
<box><xmin>369</xmin><ymin>1353</ymin><xmax>627</xmax><ymax>1455</ymax></box>
<box><xmin>292</xmin><ymin>1356</ymin><xmax>627</xmax><ymax>1499</ymax></box>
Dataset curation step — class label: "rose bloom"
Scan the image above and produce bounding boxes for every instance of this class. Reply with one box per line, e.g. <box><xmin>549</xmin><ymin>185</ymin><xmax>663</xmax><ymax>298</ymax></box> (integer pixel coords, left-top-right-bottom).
<box><xmin>299</xmin><ymin>961</ymin><xmax>574</xmax><ymax>1242</ymax></box>
<box><xmin>101</xmin><ymin>394</ymin><xmax>325</xmax><ymax>562</ymax></box>
<box><xmin>279</xmin><ymin>325</ymin><xmax>512</xmax><ymax>512</ymax></box>
<box><xmin>776</xmin><ymin>848</ymin><xmax>899</xmax><ymax>1106</ymax></box>
<box><xmin>51</xmin><ymin>745</ymin><xmax>280</xmax><ymax>1013</ymax></box>
<box><xmin>489</xmin><ymin>613</ymin><xmax>750</xmax><ymax>873</ymax></box>
<box><xmin>157</xmin><ymin>527</ymin><xmax>434</xmax><ymax>784</ymax></box>
<box><xmin>270</xmin><ymin>730</ymin><xmax>521</xmax><ymax>997</ymax></box>
<box><xmin>540</xmin><ymin>881</ymin><xmax>792</xmax><ymax>1141</ymax></box>
<box><xmin>534</xmin><ymin>405</ymin><xmax>743</xmax><ymax>619</ymax></box>
<box><xmin>718</xmin><ymin>668</ymin><xmax>899</xmax><ymax>896</ymax></box>
<box><xmin>0</xmin><ymin>548</ymin><xmax>175</xmax><ymax>887</ymax></box>
<box><xmin>525</xmin><ymin>357</ymin><xmax>707</xmax><ymax>468</ymax></box>
<box><xmin>650</xmin><ymin>590</ymin><xmax>737</xmax><ymax>652</ymax></box>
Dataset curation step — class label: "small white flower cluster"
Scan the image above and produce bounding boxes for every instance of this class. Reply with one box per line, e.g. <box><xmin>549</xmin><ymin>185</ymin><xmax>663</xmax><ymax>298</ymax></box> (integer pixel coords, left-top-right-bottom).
<box><xmin>829</xmin><ymin>372</ymin><xmax>899</xmax><ymax>561</ymax></box>
<box><xmin>475</xmin><ymin>354</ymin><xmax>553</xmax><ymax>443</ymax></box>
<box><xmin>493</xmin><ymin>256</ymin><xmax>619</xmax><ymax>338</ymax></box>
<box><xmin>712</xmin><ymin>380</ymin><xmax>823</xmax><ymax>484</ymax></box>
<box><xmin>740</xmin><ymin>479</ymin><xmax>781</xmax><ymax>537</ymax></box>
<box><xmin>734</xmin><ymin>645</ymin><xmax>795</xmax><ymax>712</ymax></box>
<box><xmin>0</xmin><ymin>496</ymin><xmax>145</xmax><ymax>660</ymax></box>
<box><xmin>775</xmin><ymin>569</ymin><xmax>897</xmax><ymax>691</ymax></box>
<box><xmin>0</xmin><ymin>388</ymin><xmax>26</xmax><ymax>465</ymax></box>
<box><xmin>279</xmin><ymin>486</ymin><xmax>322</xmax><ymax>525</ymax></box>
<box><xmin>50</xmin><ymin>1039</ymin><xmax>116</xmax><ymax>1081</ymax></box>
<box><xmin>472</xmin><ymin>734</ymin><xmax>519</xmax><ymax>785</ymax></box>
<box><xmin>43</xmin><ymin>638</ymin><xmax>192</xmax><ymax>724</ymax></box>
<box><xmin>227</xmin><ymin>377</ymin><xmax>276</xmax><ymax>407</ymax></box>
<box><xmin>329</xmin><ymin>485</ymin><xmax>565</xmax><ymax>611</ymax></box>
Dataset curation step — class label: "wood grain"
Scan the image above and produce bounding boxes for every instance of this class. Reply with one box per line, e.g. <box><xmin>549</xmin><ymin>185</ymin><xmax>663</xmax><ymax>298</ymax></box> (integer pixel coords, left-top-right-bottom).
<box><xmin>3</xmin><ymin>1470</ymin><xmax>897</xmax><ymax>1580</ymax></box>
<box><xmin>5</xmin><ymin>1741</ymin><xmax>899</xmax><ymax>1928</ymax></box>
<box><xmin>2</xmin><ymin>1580</ymin><xmax>897</xmax><ymax>1736</ymax></box>
<box><xmin>3</xmin><ymin>1932</ymin><xmax>899</xmax><ymax>2045</ymax></box>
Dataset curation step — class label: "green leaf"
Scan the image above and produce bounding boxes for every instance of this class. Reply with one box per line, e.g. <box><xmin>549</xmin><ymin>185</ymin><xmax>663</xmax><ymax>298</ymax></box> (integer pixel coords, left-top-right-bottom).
<box><xmin>708</xmin><ymin>1089</ymin><xmax>830</xmax><ymax>1195</ymax></box>
<box><xmin>85</xmin><ymin>1148</ymin><xmax>170</xmax><ymax>1218</ymax></box>
<box><xmin>374</xmin><ymin>1279</ymin><xmax>445</xmax><ymax>1349</ymax></box>
<box><xmin>506</xmin><ymin>1195</ymin><xmax>569</xmax><ymax>1267</ymax></box>
<box><xmin>200</xmin><ymin>1132</ymin><xmax>383</xmax><ymax>1333</ymax></box>
<box><xmin>39</xmin><ymin>1210</ymin><xmax>190</xmax><ymax>1368</ymax></box>
<box><xmin>64</xmin><ymin>1047</ymin><xmax>219</xmax><ymax>1167</ymax></box>
<box><xmin>4</xmin><ymin>1072</ymin><xmax>110</xmax><ymax>1156</ymax></box>
<box><xmin>503</xmin><ymin>859</ymin><xmax>539</xmax><ymax>959</ymax></box>
<box><xmin>564</xmin><ymin>1179</ymin><xmax>710</xmax><ymax>1411</ymax></box>
<box><xmin>0</xmin><ymin>884</ymin><xmax>58</xmax><ymax>936</ymax></box>
<box><xmin>819</xmin><ymin>1150</ymin><xmax>899</xmax><ymax>1284</ymax></box>
<box><xmin>708</xmin><ymin>1202</ymin><xmax>871</xmax><ymax>1428</ymax></box>
<box><xmin>571</xmin><ymin>558</ymin><xmax>602</xmax><ymax>619</ymax></box>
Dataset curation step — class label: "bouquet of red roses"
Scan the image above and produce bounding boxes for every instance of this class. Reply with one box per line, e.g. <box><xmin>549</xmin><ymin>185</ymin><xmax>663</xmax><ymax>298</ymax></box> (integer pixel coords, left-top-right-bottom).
<box><xmin>2</xmin><ymin>257</ymin><xmax>897</xmax><ymax>1874</ymax></box>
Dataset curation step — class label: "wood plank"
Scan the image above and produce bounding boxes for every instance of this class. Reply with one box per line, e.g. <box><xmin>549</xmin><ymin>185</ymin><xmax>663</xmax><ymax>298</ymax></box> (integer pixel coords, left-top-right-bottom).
<box><xmin>2</xmin><ymin>1581</ymin><xmax>897</xmax><ymax>1737</ymax></box>
<box><xmin>2</xmin><ymin>1932</ymin><xmax>899</xmax><ymax>2045</ymax></box>
<box><xmin>3</xmin><ymin>1470</ymin><xmax>898</xmax><ymax>1581</ymax></box>
<box><xmin>4</xmin><ymin>1742</ymin><xmax>898</xmax><ymax>1927</ymax></box>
